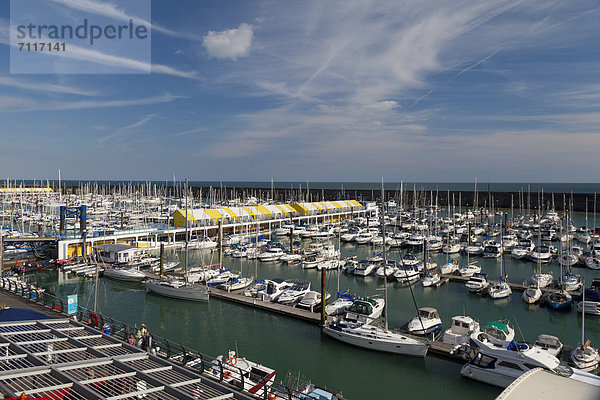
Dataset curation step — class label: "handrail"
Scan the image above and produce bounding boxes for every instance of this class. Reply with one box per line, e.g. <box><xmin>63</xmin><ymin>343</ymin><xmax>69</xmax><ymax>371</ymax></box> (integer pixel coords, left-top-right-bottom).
<box><xmin>1</xmin><ymin>284</ymin><xmax>340</xmax><ymax>400</ymax></box>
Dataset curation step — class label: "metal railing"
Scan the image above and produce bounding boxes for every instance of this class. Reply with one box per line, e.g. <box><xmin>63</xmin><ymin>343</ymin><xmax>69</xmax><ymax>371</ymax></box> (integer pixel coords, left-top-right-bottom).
<box><xmin>0</xmin><ymin>281</ymin><xmax>342</xmax><ymax>400</ymax></box>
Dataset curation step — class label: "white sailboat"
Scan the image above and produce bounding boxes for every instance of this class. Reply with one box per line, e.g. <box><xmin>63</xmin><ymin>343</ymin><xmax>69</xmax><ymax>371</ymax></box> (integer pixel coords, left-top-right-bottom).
<box><xmin>146</xmin><ymin>178</ymin><xmax>209</xmax><ymax>302</ymax></box>
<box><xmin>323</xmin><ymin>180</ymin><xmax>428</xmax><ymax>357</ymax></box>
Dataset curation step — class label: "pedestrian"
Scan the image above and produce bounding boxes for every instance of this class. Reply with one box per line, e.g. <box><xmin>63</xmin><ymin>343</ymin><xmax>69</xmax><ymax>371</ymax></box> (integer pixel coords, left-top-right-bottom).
<box><xmin>127</xmin><ymin>333</ymin><xmax>136</xmax><ymax>347</ymax></box>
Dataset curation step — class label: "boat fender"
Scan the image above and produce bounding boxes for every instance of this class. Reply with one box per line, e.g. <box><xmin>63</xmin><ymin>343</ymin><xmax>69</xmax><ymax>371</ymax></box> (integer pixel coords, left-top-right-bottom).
<box><xmin>226</xmin><ymin>356</ymin><xmax>237</xmax><ymax>366</ymax></box>
<box><xmin>268</xmin><ymin>393</ymin><xmax>278</xmax><ymax>400</ymax></box>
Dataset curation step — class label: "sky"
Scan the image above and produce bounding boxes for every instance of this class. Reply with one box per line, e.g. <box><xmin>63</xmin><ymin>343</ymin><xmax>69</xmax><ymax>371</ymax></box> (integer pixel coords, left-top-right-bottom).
<box><xmin>0</xmin><ymin>0</ymin><xmax>599</xmax><ymax>183</ymax></box>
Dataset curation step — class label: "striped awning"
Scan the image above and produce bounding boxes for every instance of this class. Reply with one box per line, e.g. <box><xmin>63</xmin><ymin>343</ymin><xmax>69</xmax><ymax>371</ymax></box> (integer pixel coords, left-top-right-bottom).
<box><xmin>222</xmin><ymin>208</ymin><xmax>237</xmax><ymax>218</ymax></box>
<box><xmin>256</xmin><ymin>205</ymin><xmax>272</xmax><ymax>215</ymax></box>
<box><xmin>205</xmin><ymin>209</ymin><xmax>224</xmax><ymax>219</ymax></box>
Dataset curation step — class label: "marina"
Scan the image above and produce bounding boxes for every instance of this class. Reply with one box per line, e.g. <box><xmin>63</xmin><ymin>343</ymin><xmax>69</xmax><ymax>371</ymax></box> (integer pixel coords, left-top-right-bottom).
<box><xmin>2</xmin><ymin>182</ymin><xmax>600</xmax><ymax>399</ymax></box>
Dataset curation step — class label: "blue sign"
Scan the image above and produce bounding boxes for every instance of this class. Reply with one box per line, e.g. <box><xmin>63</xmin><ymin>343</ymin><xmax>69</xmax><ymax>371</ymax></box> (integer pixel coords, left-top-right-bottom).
<box><xmin>67</xmin><ymin>294</ymin><xmax>78</xmax><ymax>315</ymax></box>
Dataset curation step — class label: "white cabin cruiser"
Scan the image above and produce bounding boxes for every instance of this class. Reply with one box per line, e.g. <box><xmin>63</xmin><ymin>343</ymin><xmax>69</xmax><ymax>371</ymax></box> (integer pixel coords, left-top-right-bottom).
<box><xmin>407</xmin><ymin>307</ymin><xmax>442</xmax><ymax>336</ymax></box>
<box><xmin>278</xmin><ymin>281</ymin><xmax>312</xmax><ymax>305</ymax></box>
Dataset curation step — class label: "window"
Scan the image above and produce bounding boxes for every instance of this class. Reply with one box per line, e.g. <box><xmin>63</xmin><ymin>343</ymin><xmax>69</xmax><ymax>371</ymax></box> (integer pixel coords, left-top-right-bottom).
<box><xmin>499</xmin><ymin>361</ymin><xmax>523</xmax><ymax>371</ymax></box>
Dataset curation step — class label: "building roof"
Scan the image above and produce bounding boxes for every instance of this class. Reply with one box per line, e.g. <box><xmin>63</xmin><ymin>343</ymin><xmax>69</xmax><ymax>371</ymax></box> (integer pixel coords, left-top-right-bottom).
<box><xmin>496</xmin><ymin>368</ymin><xmax>600</xmax><ymax>400</ymax></box>
<box><xmin>0</xmin><ymin>318</ymin><xmax>254</xmax><ymax>400</ymax></box>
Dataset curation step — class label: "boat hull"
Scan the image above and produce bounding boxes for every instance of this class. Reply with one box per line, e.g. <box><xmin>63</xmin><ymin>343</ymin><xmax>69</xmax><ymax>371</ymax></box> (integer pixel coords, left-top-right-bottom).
<box><xmin>322</xmin><ymin>326</ymin><xmax>428</xmax><ymax>357</ymax></box>
<box><xmin>146</xmin><ymin>282</ymin><xmax>209</xmax><ymax>302</ymax></box>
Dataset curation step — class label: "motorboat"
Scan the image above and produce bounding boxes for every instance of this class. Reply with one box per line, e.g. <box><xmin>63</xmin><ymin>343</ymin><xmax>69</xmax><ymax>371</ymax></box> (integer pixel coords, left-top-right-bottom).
<box><xmin>482</xmin><ymin>242</ymin><xmax>502</xmax><ymax>258</ymax></box>
<box><xmin>465</xmin><ymin>242</ymin><xmax>484</xmax><ymax>256</ymax></box>
<box><xmin>401</xmin><ymin>253</ymin><xmax>420</xmax><ymax>267</ymax></box>
<box><xmin>324</xmin><ymin>291</ymin><xmax>357</xmax><ymax>316</ymax></box>
<box><xmin>353</xmin><ymin>260</ymin><xmax>376</xmax><ymax>277</ymax></box>
<box><xmin>407</xmin><ymin>307</ymin><xmax>442</xmax><ymax>336</ymax></box>
<box><xmin>480</xmin><ymin>321</ymin><xmax>515</xmax><ymax>345</ymax></box>
<box><xmin>344</xmin><ymin>297</ymin><xmax>385</xmax><ymax>323</ymax></box>
<box><xmin>297</xmin><ymin>291</ymin><xmax>330</xmax><ymax>310</ymax></box>
<box><xmin>529</xmin><ymin>245</ymin><xmax>553</xmax><ymax>263</ymax></box>
<box><xmin>585</xmin><ymin>256</ymin><xmax>600</xmax><ymax>270</ymax></box>
<box><xmin>442</xmin><ymin>315</ymin><xmax>481</xmax><ymax>347</ymax></box>
<box><xmin>210</xmin><ymin>351</ymin><xmax>275</xmax><ymax>397</ymax></box>
<box><xmin>461</xmin><ymin>333</ymin><xmax>561</xmax><ymax>388</ymax></box>
<box><xmin>206</xmin><ymin>270</ymin><xmax>237</xmax><ymax>287</ymax></box>
<box><xmin>375</xmin><ymin>260</ymin><xmax>398</xmax><ymax>279</ymax></box>
<box><xmin>421</xmin><ymin>273</ymin><xmax>441</xmax><ymax>287</ymax></box>
<box><xmin>146</xmin><ymin>279</ymin><xmax>209</xmax><ymax>302</ymax></box>
<box><xmin>577</xmin><ymin>301</ymin><xmax>600</xmax><ymax>316</ymax></box>
<box><xmin>533</xmin><ymin>334</ymin><xmax>563</xmax><ymax>357</ymax></box>
<box><xmin>257</xmin><ymin>279</ymin><xmax>292</xmax><ymax>302</ymax></box>
<box><xmin>341</xmin><ymin>227</ymin><xmax>362</xmax><ymax>242</ymax></box>
<box><xmin>442</xmin><ymin>242</ymin><xmax>461</xmax><ymax>254</ymax></box>
<box><xmin>301</xmin><ymin>255</ymin><xmax>325</xmax><ymax>270</ymax></box>
<box><xmin>103</xmin><ymin>266</ymin><xmax>146</xmax><ymax>282</ymax></box>
<box><xmin>217</xmin><ymin>275</ymin><xmax>254</xmax><ymax>292</ymax></box>
<box><xmin>279</xmin><ymin>252</ymin><xmax>302</xmax><ymax>264</ymax></box>
<box><xmin>278</xmin><ymin>281</ymin><xmax>312</xmax><ymax>305</ymax></box>
<box><xmin>393</xmin><ymin>265</ymin><xmax>420</xmax><ymax>284</ymax></box>
<box><xmin>323</xmin><ymin>317</ymin><xmax>428</xmax><ymax>357</ymax></box>
<box><xmin>465</xmin><ymin>273</ymin><xmax>488</xmax><ymax>293</ymax></box>
<box><xmin>258</xmin><ymin>247</ymin><xmax>285</xmax><ymax>262</ymax></box>
<box><xmin>585</xmin><ymin>278</ymin><xmax>600</xmax><ymax>301</ymax></box>
<box><xmin>458</xmin><ymin>262</ymin><xmax>481</xmax><ymax>278</ymax></box>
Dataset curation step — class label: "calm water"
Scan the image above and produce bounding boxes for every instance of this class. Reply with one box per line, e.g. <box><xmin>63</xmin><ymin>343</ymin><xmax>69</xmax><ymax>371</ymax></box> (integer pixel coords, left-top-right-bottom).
<box><xmin>33</xmin><ymin>214</ymin><xmax>600</xmax><ymax>400</ymax></box>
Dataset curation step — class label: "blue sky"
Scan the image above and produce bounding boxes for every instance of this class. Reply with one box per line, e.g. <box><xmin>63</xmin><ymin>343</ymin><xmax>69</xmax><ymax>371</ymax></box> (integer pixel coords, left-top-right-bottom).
<box><xmin>0</xmin><ymin>0</ymin><xmax>599</xmax><ymax>182</ymax></box>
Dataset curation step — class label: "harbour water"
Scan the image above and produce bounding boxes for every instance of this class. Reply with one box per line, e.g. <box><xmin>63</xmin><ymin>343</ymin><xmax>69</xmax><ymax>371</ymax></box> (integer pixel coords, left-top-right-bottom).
<box><xmin>33</xmin><ymin>212</ymin><xmax>600</xmax><ymax>400</ymax></box>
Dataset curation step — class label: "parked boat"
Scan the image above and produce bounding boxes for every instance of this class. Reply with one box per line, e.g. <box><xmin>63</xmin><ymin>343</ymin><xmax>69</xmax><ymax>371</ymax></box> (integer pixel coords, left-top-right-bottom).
<box><xmin>278</xmin><ymin>281</ymin><xmax>312</xmax><ymax>305</ymax></box>
<box><xmin>407</xmin><ymin>307</ymin><xmax>442</xmax><ymax>336</ymax></box>
<box><xmin>465</xmin><ymin>273</ymin><xmax>488</xmax><ymax>293</ymax></box>
<box><xmin>211</xmin><ymin>350</ymin><xmax>276</xmax><ymax>397</ymax></box>
<box><xmin>103</xmin><ymin>266</ymin><xmax>146</xmax><ymax>282</ymax></box>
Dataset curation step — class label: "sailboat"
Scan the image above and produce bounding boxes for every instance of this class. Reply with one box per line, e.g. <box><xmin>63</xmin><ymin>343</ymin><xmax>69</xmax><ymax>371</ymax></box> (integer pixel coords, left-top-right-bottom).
<box><xmin>523</xmin><ymin>210</ymin><xmax>543</xmax><ymax>304</ymax></box>
<box><xmin>571</xmin><ymin>278</ymin><xmax>600</xmax><ymax>372</ymax></box>
<box><xmin>323</xmin><ymin>180</ymin><xmax>428</xmax><ymax>357</ymax></box>
<box><xmin>146</xmin><ymin>178</ymin><xmax>209</xmax><ymax>302</ymax></box>
<box><xmin>488</xmin><ymin>214</ymin><xmax>511</xmax><ymax>299</ymax></box>
<box><xmin>529</xmin><ymin>202</ymin><xmax>553</xmax><ymax>289</ymax></box>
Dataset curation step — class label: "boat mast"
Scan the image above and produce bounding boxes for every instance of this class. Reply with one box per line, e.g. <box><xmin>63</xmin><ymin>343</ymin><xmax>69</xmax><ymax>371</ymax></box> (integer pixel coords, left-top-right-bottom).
<box><xmin>381</xmin><ymin>178</ymin><xmax>389</xmax><ymax>331</ymax></box>
<box><xmin>184</xmin><ymin>177</ymin><xmax>189</xmax><ymax>284</ymax></box>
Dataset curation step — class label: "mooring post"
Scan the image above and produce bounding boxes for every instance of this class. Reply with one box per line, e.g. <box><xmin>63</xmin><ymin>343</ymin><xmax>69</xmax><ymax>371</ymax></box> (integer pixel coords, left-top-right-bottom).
<box><xmin>320</xmin><ymin>266</ymin><xmax>326</xmax><ymax>327</ymax></box>
<box><xmin>159</xmin><ymin>242</ymin><xmax>165</xmax><ymax>278</ymax></box>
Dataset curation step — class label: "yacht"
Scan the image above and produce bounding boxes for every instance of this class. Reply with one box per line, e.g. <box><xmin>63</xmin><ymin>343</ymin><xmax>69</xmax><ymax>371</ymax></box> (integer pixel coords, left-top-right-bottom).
<box><xmin>393</xmin><ymin>265</ymin><xmax>420</xmax><ymax>284</ymax></box>
<box><xmin>103</xmin><ymin>266</ymin><xmax>146</xmax><ymax>282</ymax></box>
<box><xmin>465</xmin><ymin>273</ymin><xmax>489</xmax><ymax>293</ymax></box>
<box><xmin>482</xmin><ymin>242</ymin><xmax>502</xmax><ymax>258</ymax></box>
<box><xmin>458</xmin><ymin>262</ymin><xmax>481</xmax><ymax>278</ymax></box>
<box><xmin>146</xmin><ymin>279</ymin><xmax>209</xmax><ymax>302</ymax></box>
<box><xmin>571</xmin><ymin>343</ymin><xmax>600</xmax><ymax>372</ymax></box>
<box><xmin>210</xmin><ymin>351</ymin><xmax>276</xmax><ymax>397</ymax></box>
<box><xmin>488</xmin><ymin>279</ymin><xmax>512</xmax><ymax>299</ymax></box>
<box><xmin>258</xmin><ymin>247</ymin><xmax>285</xmax><ymax>262</ymax></box>
<box><xmin>297</xmin><ymin>291</ymin><xmax>330</xmax><ymax>310</ymax></box>
<box><xmin>460</xmin><ymin>333</ymin><xmax>561</xmax><ymax>387</ymax></box>
<box><xmin>421</xmin><ymin>273</ymin><xmax>441</xmax><ymax>287</ymax></box>
<box><xmin>522</xmin><ymin>285</ymin><xmax>543</xmax><ymax>304</ymax></box>
<box><xmin>257</xmin><ymin>279</ymin><xmax>292</xmax><ymax>302</ymax></box>
<box><xmin>577</xmin><ymin>300</ymin><xmax>600</xmax><ymax>316</ymax></box>
<box><xmin>323</xmin><ymin>317</ymin><xmax>428</xmax><ymax>357</ymax></box>
<box><xmin>440</xmin><ymin>260</ymin><xmax>459</xmax><ymax>275</ymax></box>
<box><xmin>529</xmin><ymin>245</ymin><xmax>553</xmax><ymax>263</ymax></box>
<box><xmin>442</xmin><ymin>315</ymin><xmax>481</xmax><ymax>347</ymax></box>
<box><xmin>344</xmin><ymin>297</ymin><xmax>385</xmax><ymax>323</ymax></box>
<box><xmin>353</xmin><ymin>260</ymin><xmax>376</xmax><ymax>277</ymax></box>
<box><xmin>533</xmin><ymin>334</ymin><xmax>563</xmax><ymax>357</ymax></box>
<box><xmin>324</xmin><ymin>291</ymin><xmax>357</xmax><ymax>316</ymax></box>
<box><xmin>278</xmin><ymin>281</ymin><xmax>312</xmax><ymax>305</ymax></box>
<box><xmin>407</xmin><ymin>307</ymin><xmax>442</xmax><ymax>336</ymax></box>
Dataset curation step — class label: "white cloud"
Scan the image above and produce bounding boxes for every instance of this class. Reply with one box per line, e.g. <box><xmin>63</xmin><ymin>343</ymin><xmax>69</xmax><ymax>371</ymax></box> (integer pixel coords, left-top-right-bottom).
<box><xmin>97</xmin><ymin>114</ymin><xmax>157</xmax><ymax>144</ymax></box>
<box><xmin>0</xmin><ymin>77</ymin><xmax>99</xmax><ymax>96</ymax></box>
<box><xmin>48</xmin><ymin>0</ymin><xmax>201</xmax><ymax>40</ymax></box>
<box><xmin>203</xmin><ymin>23</ymin><xmax>253</xmax><ymax>60</ymax></box>
<box><xmin>0</xmin><ymin>94</ymin><xmax>180</xmax><ymax>112</ymax></box>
